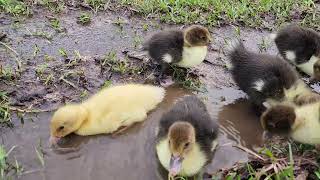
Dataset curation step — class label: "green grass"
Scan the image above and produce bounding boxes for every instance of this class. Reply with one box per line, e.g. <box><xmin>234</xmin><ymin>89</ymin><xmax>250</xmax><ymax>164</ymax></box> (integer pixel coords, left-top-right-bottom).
<box><xmin>1</xmin><ymin>0</ymin><xmax>318</xmax><ymax>29</ymax></box>
<box><xmin>77</xmin><ymin>12</ymin><xmax>91</xmax><ymax>25</ymax></box>
<box><xmin>38</xmin><ymin>0</ymin><xmax>65</xmax><ymax>13</ymax></box>
<box><xmin>220</xmin><ymin>143</ymin><xmax>317</xmax><ymax>179</ymax></box>
<box><xmin>101</xmin><ymin>80</ymin><xmax>112</xmax><ymax>89</ymax></box>
<box><xmin>0</xmin><ymin>91</ymin><xmax>12</xmax><ymax>127</ymax></box>
<box><xmin>50</xmin><ymin>18</ymin><xmax>63</xmax><ymax>32</ymax></box>
<box><xmin>0</xmin><ymin>0</ymin><xmax>31</xmax><ymax>16</ymax></box>
<box><xmin>58</xmin><ymin>48</ymin><xmax>68</xmax><ymax>58</ymax></box>
<box><xmin>0</xmin><ymin>66</ymin><xmax>15</xmax><ymax>81</ymax></box>
<box><xmin>84</xmin><ymin>0</ymin><xmax>106</xmax><ymax>12</ymax></box>
<box><xmin>171</xmin><ymin>65</ymin><xmax>203</xmax><ymax>91</ymax></box>
<box><xmin>120</xmin><ymin>0</ymin><xmax>317</xmax><ymax>29</ymax></box>
<box><xmin>0</xmin><ymin>144</ymin><xmax>19</xmax><ymax>180</ymax></box>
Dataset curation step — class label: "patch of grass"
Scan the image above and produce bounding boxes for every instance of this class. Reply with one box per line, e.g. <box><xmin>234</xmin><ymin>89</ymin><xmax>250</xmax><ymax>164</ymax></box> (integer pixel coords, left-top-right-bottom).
<box><xmin>38</xmin><ymin>0</ymin><xmax>65</xmax><ymax>13</ymax></box>
<box><xmin>0</xmin><ymin>91</ymin><xmax>12</xmax><ymax>126</ymax></box>
<box><xmin>50</xmin><ymin>18</ymin><xmax>63</xmax><ymax>32</ymax></box>
<box><xmin>35</xmin><ymin>63</ymin><xmax>48</xmax><ymax>77</ymax></box>
<box><xmin>0</xmin><ymin>0</ymin><xmax>31</xmax><ymax>16</ymax></box>
<box><xmin>171</xmin><ymin>66</ymin><xmax>202</xmax><ymax>91</ymax></box>
<box><xmin>112</xmin><ymin>59</ymin><xmax>129</xmax><ymax>74</ymax></box>
<box><xmin>43</xmin><ymin>73</ymin><xmax>54</xmax><ymax>86</ymax></box>
<box><xmin>218</xmin><ymin>142</ymin><xmax>317</xmax><ymax>179</ymax></box>
<box><xmin>101</xmin><ymin>80</ymin><xmax>112</xmax><ymax>89</ymax></box>
<box><xmin>0</xmin><ymin>145</ymin><xmax>18</xmax><ymax>179</ymax></box>
<box><xmin>73</xmin><ymin>50</ymin><xmax>82</xmax><ymax>61</ymax></box>
<box><xmin>120</xmin><ymin>0</ymin><xmax>316</xmax><ymax>29</ymax></box>
<box><xmin>100</xmin><ymin>50</ymin><xmax>117</xmax><ymax>66</ymax></box>
<box><xmin>315</xmin><ymin>170</ymin><xmax>320</xmax><ymax>179</ymax></box>
<box><xmin>35</xmin><ymin>139</ymin><xmax>44</xmax><ymax>167</ymax></box>
<box><xmin>44</xmin><ymin>54</ymin><xmax>55</xmax><ymax>62</ymax></box>
<box><xmin>33</xmin><ymin>44</ymin><xmax>40</xmax><ymax>57</ymax></box>
<box><xmin>142</xmin><ymin>23</ymin><xmax>149</xmax><ymax>31</ymax></box>
<box><xmin>0</xmin><ymin>66</ymin><xmax>15</xmax><ymax>81</ymax></box>
<box><xmin>80</xmin><ymin>90</ymin><xmax>88</xmax><ymax>99</ymax></box>
<box><xmin>85</xmin><ymin>0</ymin><xmax>106</xmax><ymax>12</ymax></box>
<box><xmin>77</xmin><ymin>12</ymin><xmax>91</xmax><ymax>25</ymax></box>
<box><xmin>58</xmin><ymin>48</ymin><xmax>68</xmax><ymax>58</ymax></box>
<box><xmin>133</xmin><ymin>35</ymin><xmax>142</xmax><ymax>48</ymax></box>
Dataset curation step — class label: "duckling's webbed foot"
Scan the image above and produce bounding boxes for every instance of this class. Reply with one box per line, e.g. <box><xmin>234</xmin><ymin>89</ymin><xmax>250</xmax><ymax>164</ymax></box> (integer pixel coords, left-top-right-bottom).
<box><xmin>156</xmin><ymin>63</ymin><xmax>175</xmax><ymax>87</ymax></box>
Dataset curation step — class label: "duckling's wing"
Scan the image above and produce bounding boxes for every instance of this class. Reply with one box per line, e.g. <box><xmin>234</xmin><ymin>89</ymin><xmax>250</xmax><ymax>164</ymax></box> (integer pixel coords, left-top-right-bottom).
<box><xmin>118</xmin><ymin>108</ymin><xmax>147</xmax><ymax>126</ymax></box>
<box><xmin>101</xmin><ymin>108</ymin><xmax>148</xmax><ymax>134</ymax></box>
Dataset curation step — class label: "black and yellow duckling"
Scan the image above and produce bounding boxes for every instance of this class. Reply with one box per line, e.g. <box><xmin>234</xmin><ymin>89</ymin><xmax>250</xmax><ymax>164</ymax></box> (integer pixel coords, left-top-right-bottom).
<box><xmin>272</xmin><ymin>24</ymin><xmax>320</xmax><ymax>80</ymax></box>
<box><xmin>155</xmin><ymin>95</ymin><xmax>219</xmax><ymax>177</ymax></box>
<box><xmin>227</xmin><ymin>40</ymin><xmax>299</xmax><ymax>114</ymax></box>
<box><xmin>142</xmin><ymin>25</ymin><xmax>212</xmax><ymax>84</ymax></box>
<box><xmin>261</xmin><ymin>102</ymin><xmax>320</xmax><ymax>145</ymax></box>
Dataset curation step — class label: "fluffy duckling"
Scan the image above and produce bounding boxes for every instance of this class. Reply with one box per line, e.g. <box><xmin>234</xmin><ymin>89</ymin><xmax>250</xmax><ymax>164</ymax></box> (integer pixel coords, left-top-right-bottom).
<box><xmin>227</xmin><ymin>40</ymin><xmax>299</xmax><ymax>113</ymax></box>
<box><xmin>142</xmin><ymin>25</ymin><xmax>212</xmax><ymax>82</ymax></box>
<box><xmin>156</xmin><ymin>95</ymin><xmax>219</xmax><ymax>177</ymax></box>
<box><xmin>261</xmin><ymin>102</ymin><xmax>320</xmax><ymax>145</ymax></box>
<box><xmin>272</xmin><ymin>24</ymin><xmax>320</xmax><ymax>80</ymax></box>
<box><xmin>50</xmin><ymin>84</ymin><xmax>165</xmax><ymax>144</ymax></box>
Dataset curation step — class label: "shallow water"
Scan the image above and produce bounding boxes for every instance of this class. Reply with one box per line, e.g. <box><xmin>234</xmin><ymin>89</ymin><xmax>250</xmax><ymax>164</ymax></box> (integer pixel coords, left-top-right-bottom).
<box><xmin>0</xmin><ymin>85</ymin><xmax>266</xmax><ymax>180</ymax></box>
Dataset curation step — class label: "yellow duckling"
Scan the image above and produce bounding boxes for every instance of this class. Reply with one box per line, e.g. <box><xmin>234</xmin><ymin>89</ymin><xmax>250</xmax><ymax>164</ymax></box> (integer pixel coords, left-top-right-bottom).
<box><xmin>50</xmin><ymin>84</ymin><xmax>165</xmax><ymax>144</ymax></box>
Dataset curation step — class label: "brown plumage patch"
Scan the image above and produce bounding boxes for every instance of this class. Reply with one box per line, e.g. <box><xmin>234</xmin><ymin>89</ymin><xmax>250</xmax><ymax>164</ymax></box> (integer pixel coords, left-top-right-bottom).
<box><xmin>184</xmin><ymin>25</ymin><xmax>211</xmax><ymax>47</ymax></box>
<box><xmin>260</xmin><ymin>105</ymin><xmax>296</xmax><ymax>134</ymax></box>
<box><xmin>168</xmin><ymin>121</ymin><xmax>195</xmax><ymax>153</ymax></box>
<box><xmin>294</xmin><ymin>92</ymin><xmax>320</xmax><ymax>106</ymax></box>
<box><xmin>313</xmin><ymin>59</ymin><xmax>320</xmax><ymax>81</ymax></box>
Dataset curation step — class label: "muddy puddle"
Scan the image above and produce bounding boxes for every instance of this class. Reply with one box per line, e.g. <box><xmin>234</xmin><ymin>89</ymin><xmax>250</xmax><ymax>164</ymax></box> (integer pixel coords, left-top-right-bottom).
<box><xmin>0</xmin><ymin>85</ymin><xmax>266</xmax><ymax>180</ymax></box>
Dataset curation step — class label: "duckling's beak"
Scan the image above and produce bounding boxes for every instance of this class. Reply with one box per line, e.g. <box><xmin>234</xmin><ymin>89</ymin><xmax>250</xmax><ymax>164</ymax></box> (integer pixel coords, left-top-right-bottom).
<box><xmin>207</xmin><ymin>36</ymin><xmax>213</xmax><ymax>45</ymax></box>
<box><xmin>49</xmin><ymin>136</ymin><xmax>61</xmax><ymax>146</ymax></box>
<box><xmin>169</xmin><ymin>155</ymin><xmax>183</xmax><ymax>176</ymax></box>
<box><xmin>208</xmin><ymin>36</ymin><xmax>213</xmax><ymax>42</ymax></box>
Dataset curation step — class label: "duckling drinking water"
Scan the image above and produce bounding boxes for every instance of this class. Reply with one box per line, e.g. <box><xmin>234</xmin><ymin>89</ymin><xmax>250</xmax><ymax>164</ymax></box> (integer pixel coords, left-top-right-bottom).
<box><xmin>261</xmin><ymin>102</ymin><xmax>320</xmax><ymax>145</ymax></box>
<box><xmin>50</xmin><ymin>84</ymin><xmax>165</xmax><ymax>144</ymax></box>
<box><xmin>156</xmin><ymin>95</ymin><xmax>219</xmax><ymax>177</ymax></box>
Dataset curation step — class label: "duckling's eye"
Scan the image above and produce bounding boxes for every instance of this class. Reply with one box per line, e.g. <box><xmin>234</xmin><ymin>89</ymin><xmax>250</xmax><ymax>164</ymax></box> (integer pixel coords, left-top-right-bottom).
<box><xmin>184</xmin><ymin>142</ymin><xmax>190</xmax><ymax>149</ymax></box>
<box><xmin>201</xmin><ymin>36</ymin><xmax>206</xmax><ymax>40</ymax></box>
<box><xmin>57</xmin><ymin>126</ymin><xmax>64</xmax><ymax>131</ymax></box>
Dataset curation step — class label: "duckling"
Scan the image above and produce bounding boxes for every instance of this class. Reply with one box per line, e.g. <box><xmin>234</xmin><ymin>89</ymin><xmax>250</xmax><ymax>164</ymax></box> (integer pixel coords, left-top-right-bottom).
<box><xmin>156</xmin><ymin>95</ymin><xmax>219</xmax><ymax>177</ymax></box>
<box><xmin>272</xmin><ymin>24</ymin><xmax>320</xmax><ymax>80</ymax></box>
<box><xmin>142</xmin><ymin>25</ymin><xmax>212</xmax><ymax>83</ymax></box>
<box><xmin>261</xmin><ymin>102</ymin><xmax>320</xmax><ymax>145</ymax></box>
<box><xmin>50</xmin><ymin>84</ymin><xmax>165</xmax><ymax>144</ymax></box>
<box><xmin>227</xmin><ymin>40</ymin><xmax>299</xmax><ymax>114</ymax></box>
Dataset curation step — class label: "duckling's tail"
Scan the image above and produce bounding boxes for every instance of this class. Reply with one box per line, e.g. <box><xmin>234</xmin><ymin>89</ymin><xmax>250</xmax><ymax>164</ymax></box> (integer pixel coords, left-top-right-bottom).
<box><xmin>226</xmin><ymin>39</ymin><xmax>250</xmax><ymax>69</ymax></box>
